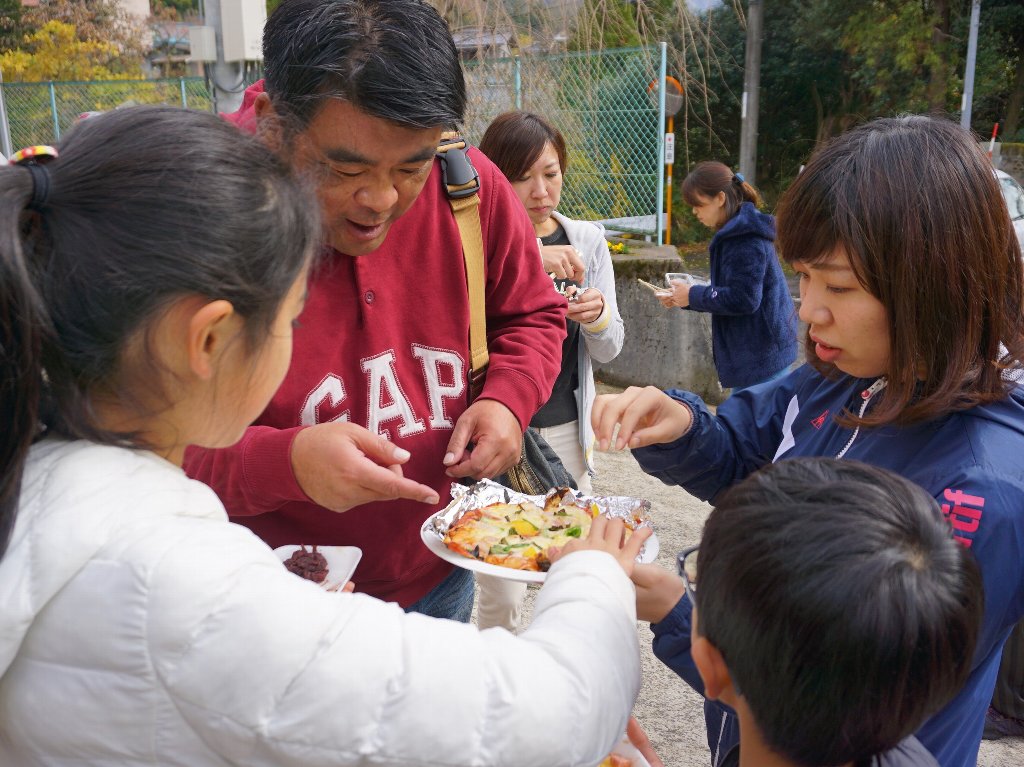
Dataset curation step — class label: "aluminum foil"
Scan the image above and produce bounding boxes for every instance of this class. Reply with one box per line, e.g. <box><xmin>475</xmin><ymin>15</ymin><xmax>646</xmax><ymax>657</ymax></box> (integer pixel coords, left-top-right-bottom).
<box><xmin>428</xmin><ymin>478</ymin><xmax>654</xmax><ymax>558</ymax></box>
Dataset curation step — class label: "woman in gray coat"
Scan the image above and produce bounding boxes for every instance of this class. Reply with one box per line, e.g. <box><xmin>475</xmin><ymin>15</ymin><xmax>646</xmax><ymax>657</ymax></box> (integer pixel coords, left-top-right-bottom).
<box><xmin>477</xmin><ymin>111</ymin><xmax>625</xmax><ymax>631</ymax></box>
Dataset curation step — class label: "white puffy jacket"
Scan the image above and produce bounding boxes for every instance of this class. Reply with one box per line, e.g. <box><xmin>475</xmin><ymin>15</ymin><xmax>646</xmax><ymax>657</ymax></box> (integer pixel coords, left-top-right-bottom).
<box><xmin>0</xmin><ymin>440</ymin><xmax>640</xmax><ymax>766</ymax></box>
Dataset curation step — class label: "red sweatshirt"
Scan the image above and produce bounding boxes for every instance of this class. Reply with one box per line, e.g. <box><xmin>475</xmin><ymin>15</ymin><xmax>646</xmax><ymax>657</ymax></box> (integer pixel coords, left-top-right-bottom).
<box><xmin>184</xmin><ymin>83</ymin><xmax>566</xmax><ymax>606</ymax></box>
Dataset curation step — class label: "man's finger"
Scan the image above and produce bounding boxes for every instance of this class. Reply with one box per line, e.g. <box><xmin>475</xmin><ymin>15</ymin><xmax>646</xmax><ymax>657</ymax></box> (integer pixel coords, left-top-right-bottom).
<box><xmin>350</xmin><ymin>462</ymin><xmax>440</xmax><ymax>506</ymax></box>
<box><xmin>351</xmin><ymin>430</ymin><xmax>412</xmax><ymax>466</ymax></box>
<box><xmin>445</xmin><ymin>440</ymin><xmax>510</xmax><ymax>480</ymax></box>
<box><xmin>443</xmin><ymin>418</ymin><xmax>475</xmax><ymax>466</ymax></box>
<box><xmin>482</xmin><ymin>450</ymin><xmax>519</xmax><ymax>479</ymax></box>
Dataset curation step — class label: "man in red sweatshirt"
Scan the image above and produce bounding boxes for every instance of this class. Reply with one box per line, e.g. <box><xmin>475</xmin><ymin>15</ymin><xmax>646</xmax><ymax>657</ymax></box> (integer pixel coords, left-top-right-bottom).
<box><xmin>183</xmin><ymin>0</ymin><xmax>565</xmax><ymax>619</ymax></box>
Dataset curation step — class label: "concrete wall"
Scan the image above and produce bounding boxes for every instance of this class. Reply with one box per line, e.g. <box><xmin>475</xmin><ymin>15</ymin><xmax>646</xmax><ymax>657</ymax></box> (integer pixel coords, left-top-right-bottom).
<box><xmin>594</xmin><ymin>247</ymin><xmax>727</xmax><ymax>405</ymax></box>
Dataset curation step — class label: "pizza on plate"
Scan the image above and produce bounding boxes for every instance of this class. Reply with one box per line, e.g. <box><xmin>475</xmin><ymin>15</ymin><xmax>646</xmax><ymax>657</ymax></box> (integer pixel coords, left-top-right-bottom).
<box><xmin>443</xmin><ymin>488</ymin><xmax>640</xmax><ymax>572</ymax></box>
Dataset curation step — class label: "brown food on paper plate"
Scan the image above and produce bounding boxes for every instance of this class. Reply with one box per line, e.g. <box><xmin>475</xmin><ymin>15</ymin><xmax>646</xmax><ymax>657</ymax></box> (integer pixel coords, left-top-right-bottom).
<box><xmin>282</xmin><ymin>545</ymin><xmax>328</xmax><ymax>584</ymax></box>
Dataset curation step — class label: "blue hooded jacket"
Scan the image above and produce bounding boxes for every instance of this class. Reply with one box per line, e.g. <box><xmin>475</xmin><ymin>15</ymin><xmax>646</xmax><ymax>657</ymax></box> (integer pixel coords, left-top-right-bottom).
<box><xmin>686</xmin><ymin>202</ymin><xmax>797</xmax><ymax>388</ymax></box>
<box><xmin>634</xmin><ymin>365</ymin><xmax>1024</xmax><ymax>767</ymax></box>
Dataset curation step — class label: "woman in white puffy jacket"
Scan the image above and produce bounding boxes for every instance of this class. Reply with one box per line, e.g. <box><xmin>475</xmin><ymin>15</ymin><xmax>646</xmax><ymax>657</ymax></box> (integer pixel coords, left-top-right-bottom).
<box><xmin>477</xmin><ymin>111</ymin><xmax>626</xmax><ymax>632</ymax></box>
<box><xmin>0</xmin><ymin>107</ymin><xmax>647</xmax><ymax>767</ymax></box>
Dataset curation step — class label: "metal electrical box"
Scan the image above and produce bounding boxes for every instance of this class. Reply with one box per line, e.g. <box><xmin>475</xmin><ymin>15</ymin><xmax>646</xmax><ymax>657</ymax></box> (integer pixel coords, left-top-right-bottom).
<box><xmin>187</xmin><ymin>26</ymin><xmax>217</xmax><ymax>63</ymax></box>
<box><xmin>221</xmin><ymin>0</ymin><xmax>266</xmax><ymax>62</ymax></box>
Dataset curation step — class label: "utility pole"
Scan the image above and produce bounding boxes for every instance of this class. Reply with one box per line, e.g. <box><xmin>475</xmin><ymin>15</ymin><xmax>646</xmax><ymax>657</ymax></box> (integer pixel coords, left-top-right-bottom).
<box><xmin>204</xmin><ymin>0</ymin><xmax>245</xmax><ymax>114</ymax></box>
<box><xmin>960</xmin><ymin>0</ymin><xmax>981</xmax><ymax>130</ymax></box>
<box><xmin>739</xmin><ymin>0</ymin><xmax>763</xmax><ymax>185</ymax></box>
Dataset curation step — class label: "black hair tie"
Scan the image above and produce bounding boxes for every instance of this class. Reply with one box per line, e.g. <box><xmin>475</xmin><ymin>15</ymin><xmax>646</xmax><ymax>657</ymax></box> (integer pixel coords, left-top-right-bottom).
<box><xmin>26</xmin><ymin>164</ymin><xmax>51</xmax><ymax>211</ymax></box>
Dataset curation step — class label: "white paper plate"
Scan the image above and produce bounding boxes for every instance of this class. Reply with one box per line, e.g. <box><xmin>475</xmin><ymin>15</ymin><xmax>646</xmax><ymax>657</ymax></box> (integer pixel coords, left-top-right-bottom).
<box><xmin>419</xmin><ymin>515</ymin><xmax>659</xmax><ymax>584</ymax></box>
<box><xmin>274</xmin><ymin>545</ymin><xmax>362</xmax><ymax>592</ymax></box>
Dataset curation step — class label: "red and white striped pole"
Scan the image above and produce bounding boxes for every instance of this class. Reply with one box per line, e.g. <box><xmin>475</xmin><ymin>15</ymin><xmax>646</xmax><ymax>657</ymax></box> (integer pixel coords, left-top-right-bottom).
<box><xmin>989</xmin><ymin>122</ymin><xmax>1000</xmax><ymax>160</ymax></box>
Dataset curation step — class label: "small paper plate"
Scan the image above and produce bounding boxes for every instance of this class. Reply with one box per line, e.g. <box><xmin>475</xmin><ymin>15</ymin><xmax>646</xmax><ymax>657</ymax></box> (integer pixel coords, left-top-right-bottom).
<box><xmin>273</xmin><ymin>545</ymin><xmax>362</xmax><ymax>592</ymax></box>
<box><xmin>419</xmin><ymin>516</ymin><xmax>659</xmax><ymax>584</ymax></box>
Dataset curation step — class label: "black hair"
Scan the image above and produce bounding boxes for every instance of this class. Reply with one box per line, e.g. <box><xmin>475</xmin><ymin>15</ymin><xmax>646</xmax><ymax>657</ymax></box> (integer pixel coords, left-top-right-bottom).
<box><xmin>479</xmin><ymin>111</ymin><xmax>568</xmax><ymax>182</ymax></box>
<box><xmin>262</xmin><ymin>0</ymin><xmax>466</xmax><ymax>132</ymax></box>
<box><xmin>694</xmin><ymin>458</ymin><xmax>982</xmax><ymax>767</ymax></box>
<box><xmin>0</xmin><ymin>105</ymin><xmax>318</xmax><ymax>558</ymax></box>
<box><xmin>681</xmin><ymin>160</ymin><xmax>761</xmax><ymax>224</ymax></box>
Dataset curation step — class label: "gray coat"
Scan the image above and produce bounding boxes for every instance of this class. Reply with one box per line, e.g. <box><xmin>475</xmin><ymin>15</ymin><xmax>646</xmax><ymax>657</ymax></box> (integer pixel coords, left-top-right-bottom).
<box><xmin>549</xmin><ymin>211</ymin><xmax>625</xmax><ymax>473</ymax></box>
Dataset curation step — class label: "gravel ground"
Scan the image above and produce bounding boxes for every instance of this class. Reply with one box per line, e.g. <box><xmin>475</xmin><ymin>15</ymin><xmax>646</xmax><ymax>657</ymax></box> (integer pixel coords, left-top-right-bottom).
<box><xmin>474</xmin><ymin>383</ymin><xmax>1023</xmax><ymax>767</ymax></box>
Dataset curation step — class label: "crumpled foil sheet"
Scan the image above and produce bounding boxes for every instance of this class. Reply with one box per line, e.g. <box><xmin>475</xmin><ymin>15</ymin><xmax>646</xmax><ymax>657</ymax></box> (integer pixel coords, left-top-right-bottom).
<box><xmin>429</xmin><ymin>478</ymin><xmax>654</xmax><ymax>558</ymax></box>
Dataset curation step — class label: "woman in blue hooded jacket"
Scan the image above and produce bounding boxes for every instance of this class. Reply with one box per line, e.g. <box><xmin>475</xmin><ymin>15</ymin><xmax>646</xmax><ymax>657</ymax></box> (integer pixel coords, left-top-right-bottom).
<box><xmin>593</xmin><ymin>116</ymin><xmax>1024</xmax><ymax>767</ymax></box>
<box><xmin>657</xmin><ymin>161</ymin><xmax>797</xmax><ymax>391</ymax></box>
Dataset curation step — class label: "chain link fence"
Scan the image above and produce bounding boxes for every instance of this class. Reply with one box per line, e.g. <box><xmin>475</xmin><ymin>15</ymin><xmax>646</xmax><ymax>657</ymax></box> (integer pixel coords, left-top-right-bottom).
<box><xmin>2</xmin><ymin>47</ymin><xmax>665</xmax><ymax>233</ymax></box>
<box><xmin>0</xmin><ymin>77</ymin><xmax>211</xmax><ymax>150</ymax></box>
<box><xmin>463</xmin><ymin>46</ymin><xmax>663</xmax><ymax>235</ymax></box>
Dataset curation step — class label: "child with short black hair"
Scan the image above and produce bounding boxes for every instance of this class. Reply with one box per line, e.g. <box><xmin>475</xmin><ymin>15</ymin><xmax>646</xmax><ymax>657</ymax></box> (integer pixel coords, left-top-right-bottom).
<box><xmin>635</xmin><ymin>457</ymin><xmax>982</xmax><ymax>767</ymax></box>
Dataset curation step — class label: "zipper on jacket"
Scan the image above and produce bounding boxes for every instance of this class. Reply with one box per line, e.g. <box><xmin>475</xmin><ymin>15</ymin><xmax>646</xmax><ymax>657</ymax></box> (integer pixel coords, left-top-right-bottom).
<box><xmin>835</xmin><ymin>377</ymin><xmax>887</xmax><ymax>459</ymax></box>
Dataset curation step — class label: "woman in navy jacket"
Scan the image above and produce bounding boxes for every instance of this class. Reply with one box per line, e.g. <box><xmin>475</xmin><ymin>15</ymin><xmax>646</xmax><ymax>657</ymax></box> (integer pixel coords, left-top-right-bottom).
<box><xmin>594</xmin><ymin>116</ymin><xmax>1024</xmax><ymax>767</ymax></box>
<box><xmin>658</xmin><ymin>162</ymin><xmax>796</xmax><ymax>391</ymax></box>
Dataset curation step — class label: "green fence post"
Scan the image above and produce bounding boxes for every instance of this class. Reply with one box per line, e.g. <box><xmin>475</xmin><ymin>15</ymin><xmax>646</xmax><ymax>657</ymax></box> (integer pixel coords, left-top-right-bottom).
<box><xmin>48</xmin><ymin>81</ymin><xmax>60</xmax><ymax>141</ymax></box>
<box><xmin>0</xmin><ymin>69</ymin><xmax>12</xmax><ymax>158</ymax></box>
<box><xmin>180</xmin><ymin>77</ymin><xmax>188</xmax><ymax>108</ymax></box>
<box><xmin>514</xmin><ymin>56</ymin><xmax>521</xmax><ymax>110</ymax></box>
<box><xmin>655</xmin><ymin>42</ymin><xmax>666</xmax><ymax>246</ymax></box>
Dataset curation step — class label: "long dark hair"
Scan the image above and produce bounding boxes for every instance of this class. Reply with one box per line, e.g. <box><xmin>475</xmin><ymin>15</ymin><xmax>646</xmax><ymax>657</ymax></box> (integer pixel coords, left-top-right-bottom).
<box><xmin>777</xmin><ymin>115</ymin><xmax>1024</xmax><ymax>426</ymax></box>
<box><xmin>263</xmin><ymin>0</ymin><xmax>466</xmax><ymax>133</ymax></box>
<box><xmin>681</xmin><ymin>160</ymin><xmax>761</xmax><ymax>225</ymax></box>
<box><xmin>0</xmin><ymin>105</ymin><xmax>318</xmax><ymax>558</ymax></box>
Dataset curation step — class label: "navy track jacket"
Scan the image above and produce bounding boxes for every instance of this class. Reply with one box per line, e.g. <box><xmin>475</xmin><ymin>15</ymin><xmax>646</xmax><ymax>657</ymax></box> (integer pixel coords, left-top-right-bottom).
<box><xmin>686</xmin><ymin>202</ymin><xmax>797</xmax><ymax>388</ymax></box>
<box><xmin>635</xmin><ymin>365</ymin><xmax>1024</xmax><ymax>767</ymax></box>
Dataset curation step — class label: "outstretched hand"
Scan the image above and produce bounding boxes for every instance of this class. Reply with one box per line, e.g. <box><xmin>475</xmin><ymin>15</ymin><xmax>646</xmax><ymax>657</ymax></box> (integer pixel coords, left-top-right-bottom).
<box><xmin>591</xmin><ymin>386</ymin><xmax>693</xmax><ymax>451</ymax></box>
<box><xmin>631</xmin><ymin>562</ymin><xmax>686</xmax><ymax>624</ymax></box>
<box><xmin>291</xmin><ymin>422</ymin><xmax>440</xmax><ymax>512</ymax></box>
<box><xmin>547</xmin><ymin>515</ymin><xmax>652</xmax><ymax>577</ymax></box>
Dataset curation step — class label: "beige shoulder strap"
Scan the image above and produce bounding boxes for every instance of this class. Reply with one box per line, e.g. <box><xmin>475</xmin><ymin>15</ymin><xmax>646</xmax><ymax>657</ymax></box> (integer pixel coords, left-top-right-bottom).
<box><xmin>437</xmin><ymin>134</ymin><xmax>488</xmax><ymax>398</ymax></box>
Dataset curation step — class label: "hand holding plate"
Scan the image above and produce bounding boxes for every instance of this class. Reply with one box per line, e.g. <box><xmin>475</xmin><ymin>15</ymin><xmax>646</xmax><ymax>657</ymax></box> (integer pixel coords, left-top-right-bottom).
<box><xmin>548</xmin><ymin>515</ymin><xmax>652</xmax><ymax>577</ymax></box>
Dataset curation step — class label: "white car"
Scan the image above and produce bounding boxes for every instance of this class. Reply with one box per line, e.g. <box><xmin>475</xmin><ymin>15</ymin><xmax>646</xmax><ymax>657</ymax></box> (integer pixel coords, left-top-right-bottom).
<box><xmin>996</xmin><ymin>169</ymin><xmax>1024</xmax><ymax>253</ymax></box>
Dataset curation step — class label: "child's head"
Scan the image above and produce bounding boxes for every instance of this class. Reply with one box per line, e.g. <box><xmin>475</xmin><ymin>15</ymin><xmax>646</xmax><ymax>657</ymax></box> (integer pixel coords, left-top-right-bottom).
<box><xmin>690</xmin><ymin>457</ymin><xmax>981</xmax><ymax>767</ymax></box>
<box><xmin>777</xmin><ymin>115</ymin><xmax>1024</xmax><ymax>426</ymax></box>
<box><xmin>479</xmin><ymin>111</ymin><xmax>567</xmax><ymax>230</ymax></box>
<box><xmin>681</xmin><ymin>161</ymin><xmax>761</xmax><ymax>230</ymax></box>
<box><xmin>0</xmin><ymin>106</ymin><xmax>318</xmax><ymax>555</ymax></box>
